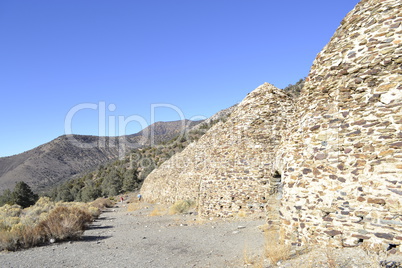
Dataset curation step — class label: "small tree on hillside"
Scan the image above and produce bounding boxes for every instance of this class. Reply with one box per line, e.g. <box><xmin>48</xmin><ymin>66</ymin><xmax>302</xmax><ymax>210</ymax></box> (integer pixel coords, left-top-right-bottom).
<box><xmin>11</xmin><ymin>181</ymin><xmax>38</xmax><ymax>208</ymax></box>
<box><xmin>80</xmin><ymin>180</ymin><xmax>101</xmax><ymax>202</ymax></box>
<box><xmin>122</xmin><ymin>168</ymin><xmax>139</xmax><ymax>192</ymax></box>
<box><xmin>101</xmin><ymin>169</ymin><xmax>123</xmax><ymax>197</ymax></box>
<box><xmin>0</xmin><ymin>189</ymin><xmax>13</xmax><ymax>206</ymax></box>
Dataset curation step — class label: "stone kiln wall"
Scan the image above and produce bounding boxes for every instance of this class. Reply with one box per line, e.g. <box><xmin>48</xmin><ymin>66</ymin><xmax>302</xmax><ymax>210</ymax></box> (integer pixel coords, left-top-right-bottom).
<box><xmin>141</xmin><ymin>83</ymin><xmax>295</xmax><ymax>219</ymax></box>
<box><xmin>278</xmin><ymin>0</ymin><xmax>402</xmax><ymax>247</ymax></box>
<box><xmin>141</xmin><ymin>0</ymin><xmax>402</xmax><ymax>249</ymax></box>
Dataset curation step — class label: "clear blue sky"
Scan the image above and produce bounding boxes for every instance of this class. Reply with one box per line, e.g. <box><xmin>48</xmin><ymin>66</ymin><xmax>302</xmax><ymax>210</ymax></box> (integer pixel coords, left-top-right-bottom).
<box><xmin>0</xmin><ymin>0</ymin><xmax>360</xmax><ymax>157</ymax></box>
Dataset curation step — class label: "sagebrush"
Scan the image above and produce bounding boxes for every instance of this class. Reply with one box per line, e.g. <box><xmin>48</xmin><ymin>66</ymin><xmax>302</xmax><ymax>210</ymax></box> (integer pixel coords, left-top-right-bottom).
<box><xmin>0</xmin><ymin>197</ymin><xmax>108</xmax><ymax>251</ymax></box>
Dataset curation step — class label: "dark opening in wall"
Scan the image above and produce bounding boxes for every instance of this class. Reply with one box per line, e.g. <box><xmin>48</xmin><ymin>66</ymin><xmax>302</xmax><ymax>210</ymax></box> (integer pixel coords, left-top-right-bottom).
<box><xmin>322</xmin><ymin>211</ymin><xmax>331</xmax><ymax>218</ymax></box>
<box><xmin>387</xmin><ymin>244</ymin><xmax>398</xmax><ymax>251</ymax></box>
<box><xmin>355</xmin><ymin>216</ymin><xmax>364</xmax><ymax>223</ymax></box>
<box><xmin>270</xmin><ymin>171</ymin><xmax>282</xmax><ymax>195</ymax></box>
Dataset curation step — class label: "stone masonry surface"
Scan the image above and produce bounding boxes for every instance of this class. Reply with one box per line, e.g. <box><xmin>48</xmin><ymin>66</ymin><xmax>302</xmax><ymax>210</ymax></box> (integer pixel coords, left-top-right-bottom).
<box><xmin>141</xmin><ymin>83</ymin><xmax>295</xmax><ymax>219</ymax></box>
<box><xmin>141</xmin><ymin>0</ymin><xmax>402</xmax><ymax>249</ymax></box>
<box><xmin>277</xmin><ymin>0</ymin><xmax>402</xmax><ymax>248</ymax></box>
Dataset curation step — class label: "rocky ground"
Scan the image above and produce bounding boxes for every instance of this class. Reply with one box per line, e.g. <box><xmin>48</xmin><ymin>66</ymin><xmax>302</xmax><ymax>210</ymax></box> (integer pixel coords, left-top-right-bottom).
<box><xmin>1</xmin><ymin>201</ymin><xmax>402</xmax><ymax>268</ymax></box>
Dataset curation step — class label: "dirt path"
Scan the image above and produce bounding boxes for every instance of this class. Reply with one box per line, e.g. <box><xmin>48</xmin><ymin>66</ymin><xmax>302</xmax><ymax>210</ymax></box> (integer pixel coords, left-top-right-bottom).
<box><xmin>0</xmin><ymin>203</ymin><xmax>265</xmax><ymax>268</ymax></box>
<box><xmin>3</xmin><ymin>202</ymin><xmax>402</xmax><ymax>268</ymax></box>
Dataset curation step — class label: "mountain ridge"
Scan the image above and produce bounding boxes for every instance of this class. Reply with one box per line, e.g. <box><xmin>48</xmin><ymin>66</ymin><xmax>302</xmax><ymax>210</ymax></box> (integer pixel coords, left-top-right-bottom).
<box><xmin>0</xmin><ymin>119</ymin><xmax>202</xmax><ymax>193</ymax></box>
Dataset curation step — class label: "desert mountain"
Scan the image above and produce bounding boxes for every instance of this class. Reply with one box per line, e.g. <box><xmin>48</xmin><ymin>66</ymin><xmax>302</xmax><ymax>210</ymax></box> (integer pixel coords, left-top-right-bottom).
<box><xmin>0</xmin><ymin>119</ymin><xmax>201</xmax><ymax>193</ymax></box>
<box><xmin>141</xmin><ymin>0</ymin><xmax>402</xmax><ymax>249</ymax></box>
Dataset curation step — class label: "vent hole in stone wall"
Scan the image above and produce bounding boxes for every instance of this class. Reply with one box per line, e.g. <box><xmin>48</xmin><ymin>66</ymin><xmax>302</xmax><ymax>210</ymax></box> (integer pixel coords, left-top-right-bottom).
<box><xmin>220</xmin><ymin>205</ymin><xmax>224</xmax><ymax>209</ymax></box>
<box><xmin>269</xmin><ymin>171</ymin><xmax>282</xmax><ymax>195</ymax></box>
<box><xmin>387</xmin><ymin>244</ymin><xmax>398</xmax><ymax>251</ymax></box>
<box><xmin>273</xmin><ymin>171</ymin><xmax>281</xmax><ymax>179</ymax></box>
<box><xmin>220</xmin><ymin>197</ymin><xmax>223</xmax><ymax>200</ymax></box>
<box><xmin>239</xmin><ymin>206</ymin><xmax>242</xmax><ymax>210</ymax></box>
<box><xmin>247</xmin><ymin>196</ymin><xmax>250</xmax><ymax>200</ymax></box>
<box><xmin>356</xmin><ymin>216</ymin><xmax>364</xmax><ymax>223</ymax></box>
<box><xmin>232</xmin><ymin>197</ymin><xmax>235</xmax><ymax>201</ymax></box>
<box><xmin>358</xmin><ymin>238</ymin><xmax>364</xmax><ymax>244</ymax></box>
<box><xmin>262</xmin><ymin>196</ymin><xmax>266</xmax><ymax>200</ymax></box>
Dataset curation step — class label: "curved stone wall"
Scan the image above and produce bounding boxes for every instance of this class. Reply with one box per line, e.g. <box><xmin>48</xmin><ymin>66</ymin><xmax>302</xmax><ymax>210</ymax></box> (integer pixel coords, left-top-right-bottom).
<box><xmin>141</xmin><ymin>83</ymin><xmax>295</xmax><ymax>219</ymax></box>
<box><xmin>278</xmin><ymin>0</ymin><xmax>402</xmax><ymax>247</ymax></box>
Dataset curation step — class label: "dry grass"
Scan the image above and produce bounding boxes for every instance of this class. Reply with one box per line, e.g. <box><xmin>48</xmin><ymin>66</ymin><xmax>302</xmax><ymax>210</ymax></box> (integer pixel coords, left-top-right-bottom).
<box><xmin>264</xmin><ymin>229</ymin><xmax>291</xmax><ymax>264</ymax></box>
<box><xmin>127</xmin><ymin>202</ymin><xmax>147</xmax><ymax>212</ymax></box>
<box><xmin>361</xmin><ymin>240</ymin><xmax>384</xmax><ymax>254</ymax></box>
<box><xmin>169</xmin><ymin>200</ymin><xmax>195</xmax><ymax>215</ymax></box>
<box><xmin>361</xmin><ymin>240</ymin><xmax>384</xmax><ymax>264</ymax></box>
<box><xmin>243</xmin><ymin>246</ymin><xmax>264</xmax><ymax>267</ymax></box>
<box><xmin>236</xmin><ymin>210</ymin><xmax>247</xmax><ymax>218</ymax></box>
<box><xmin>325</xmin><ymin>248</ymin><xmax>337</xmax><ymax>268</ymax></box>
<box><xmin>149</xmin><ymin>205</ymin><xmax>168</xmax><ymax>216</ymax></box>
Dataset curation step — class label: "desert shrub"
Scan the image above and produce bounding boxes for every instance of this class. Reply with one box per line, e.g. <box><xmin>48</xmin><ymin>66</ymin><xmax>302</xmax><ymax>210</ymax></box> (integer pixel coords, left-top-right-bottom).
<box><xmin>0</xmin><ymin>204</ymin><xmax>23</xmax><ymax>231</ymax></box>
<box><xmin>10</xmin><ymin>224</ymin><xmax>43</xmax><ymax>249</ymax></box>
<box><xmin>0</xmin><ymin>204</ymin><xmax>22</xmax><ymax>218</ymax></box>
<box><xmin>0</xmin><ymin>198</ymin><xmax>100</xmax><ymax>251</ymax></box>
<box><xmin>0</xmin><ymin>189</ymin><xmax>13</xmax><ymax>206</ymax></box>
<box><xmin>169</xmin><ymin>200</ymin><xmax>195</xmax><ymax>214</ymax></box>
<box><xmin>36</xmin><ymin>206</ymin><xmax>93</xmax><ymax>242</ymax></box>
<box><xmin>0</xmin><ymin>230</ymin><xmax>19</xmax><ymax>251</ymax></box>
<box><xmin>90</xmin><ymin>197</ymin><xmax>114</xmax><ymax>210</ymax></box>
<box><xmin>283</xmin><ymin>78</ymin><xmax>305</xmax><ymax>97</ymax></box>
<box><xmin>86</xmin><ymin>206</ymin><xmax>101</xmax><ymax>218</ymax></box>
<box><xmin>58</xmin><ymin>201</ymin><xmax>102</xmax><ymax>219</ymax></box>
<box><xmin>20</xmin><ymin>197</ymin><xmax>55</xmax><ymax>225</ymax></box>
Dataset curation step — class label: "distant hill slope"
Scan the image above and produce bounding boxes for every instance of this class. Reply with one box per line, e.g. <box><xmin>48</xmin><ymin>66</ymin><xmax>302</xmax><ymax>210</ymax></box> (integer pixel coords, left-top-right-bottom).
<box><xmin>0</xmin><ymin>119</ymin><xmax>201</xmax><ymax>193</ymax></box>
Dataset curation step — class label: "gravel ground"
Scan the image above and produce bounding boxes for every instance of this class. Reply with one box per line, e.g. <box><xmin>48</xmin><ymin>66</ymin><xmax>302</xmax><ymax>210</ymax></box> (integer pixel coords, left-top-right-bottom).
<box><xmin>0</xmin><ymin>202</ymin><xmax>265</xmax><ymax>268</ymax></box>
<box><xmin>1</xmin><ymin>202</ymin><xmax>402</xmax><ymax>268</ymax></box>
